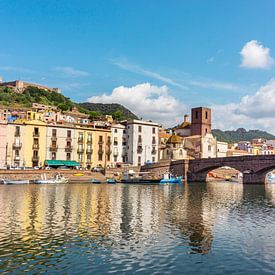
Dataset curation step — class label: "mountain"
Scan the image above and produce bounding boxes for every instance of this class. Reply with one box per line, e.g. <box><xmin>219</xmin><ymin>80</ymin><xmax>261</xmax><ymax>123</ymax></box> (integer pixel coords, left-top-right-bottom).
<box><xmin>79</xmin><ymin>102</ymin><xmax>138</xmax><ymax>120</ymax></box>
<box><xmin>0</xmin><ymin>86</ymin><xmax>138</xmax><ymax>120</ymax></box>
<box><xmin>212</xmin><ymin>128</ymin><xmax>275</xmax><ymax>143</ymax></box>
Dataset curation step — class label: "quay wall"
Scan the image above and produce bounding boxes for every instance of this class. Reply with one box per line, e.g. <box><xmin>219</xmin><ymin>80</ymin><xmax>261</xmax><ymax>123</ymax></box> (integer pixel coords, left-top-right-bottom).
<box><xmin>0</xmin><ymin>170</ymin><xmax>106</xmax><ymax>182</ymax></box>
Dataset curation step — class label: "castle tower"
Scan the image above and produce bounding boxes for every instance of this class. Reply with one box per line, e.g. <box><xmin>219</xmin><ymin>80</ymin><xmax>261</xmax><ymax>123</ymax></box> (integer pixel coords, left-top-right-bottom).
<box><xmin>191</xmin><ymin>107</ymin><xmax>211</xmax><ymax>136</ymax></box>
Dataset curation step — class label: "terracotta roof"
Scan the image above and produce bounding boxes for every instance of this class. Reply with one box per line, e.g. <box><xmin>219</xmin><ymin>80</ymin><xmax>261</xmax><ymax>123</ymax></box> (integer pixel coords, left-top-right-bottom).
<box><xmin>159</xmin><ymin>132</ymin><xmax>172</xmax><ymax>139</ymax></box>
<box><xmin>167</xmin><ymin>134</ymin><xmax>183</xmax><ymax>144</ymax></box>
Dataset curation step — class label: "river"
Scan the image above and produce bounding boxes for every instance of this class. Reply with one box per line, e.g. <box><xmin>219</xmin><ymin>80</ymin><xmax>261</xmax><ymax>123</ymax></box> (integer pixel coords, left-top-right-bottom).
<box><xmin>0</xmin><ymin>182</ymin><xmax>274</xmax><ymax>274</ymax></box>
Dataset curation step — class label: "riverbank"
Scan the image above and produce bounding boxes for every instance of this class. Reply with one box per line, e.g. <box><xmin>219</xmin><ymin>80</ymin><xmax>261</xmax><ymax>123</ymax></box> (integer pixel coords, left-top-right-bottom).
<box><xmin>0</xmin><ymin>170</ymin><xmax>106</xmax><ymax>182</ymax></box>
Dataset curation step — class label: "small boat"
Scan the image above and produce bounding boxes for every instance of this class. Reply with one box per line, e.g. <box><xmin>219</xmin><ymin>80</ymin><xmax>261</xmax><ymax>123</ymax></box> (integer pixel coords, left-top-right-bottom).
<box><xmin>267</xmin><ymin>172</ymin><xmax>275</xmax><ymax>183</ymax></box>
<box><xmin>1</xmin><ymin>179</ymin><xmax>29</xmax><ymax>185</ymax></box>
<box><xmin>34</xmin><ymin>174</ymin><xmax>68</xmax><ymax>184</ymax></box>
<box><xmin>159</xmin><ymin>173</ymin><xmax>182</xmax><ymax>184</ymax></box>
<box><xmin>107</xmin><ymin>178</ymin><xmax>116</xmax><ymax>184</ymax></box>
<box><xmin>90</xmin><ymin>178</ymin><xmax>101</xmax><ymax>184</ymax></box>
<box><xmin>120</xmin><ymin>170</ymin><xmax>160</xmax><ymax>184</ymax></box>
<box><xmin>74</xmin><ymin>173</ymin><xmax>84</xmax><ymax>177</ymax></box>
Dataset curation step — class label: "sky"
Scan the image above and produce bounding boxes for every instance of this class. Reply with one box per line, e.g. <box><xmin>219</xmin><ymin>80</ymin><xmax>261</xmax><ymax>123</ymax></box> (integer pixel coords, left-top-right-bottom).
<box><xmin>1</xmin><ymin>0</ymin><xmax>275</xmax><ymax>132</ymax></box>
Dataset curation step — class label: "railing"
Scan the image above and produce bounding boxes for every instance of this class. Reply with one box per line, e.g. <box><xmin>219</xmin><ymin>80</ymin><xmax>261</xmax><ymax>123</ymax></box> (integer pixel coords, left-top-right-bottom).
<box><xmin>51</xmin><ymin>136</ymin><xmax>57</xmax><ymax>141</ymax></box>
<box><xmin>32</xmin><ymin>144</ymin><xmax>39</xmax><ymax>149</ymax></box>
<box><xmin>49</xmin><ymin>145</ymin><xmax>58</xmax><ymax>151</ymax></box>
<box><xmin>78</xmin><ymin>137</ymin><xmax>84</xmax><ymax>143</ymax></box>
<box><xmin>98</xmin><ymin>140</ymin><xmax>104</xmax><ymax>145</ymax></box>
<box><xmin>13</xmin><ymin>143</ymin><xmax>22</xmax><ymax>149</ymax></box>
<box><xmin>66</xmin><ymin>137</ymin><xmax>72</xmax><ymax>142</ymax></box>
<box><xmin>152</xmin><ymin>148</ymin><xmax>157</xmax><ymax>154</ymax></box>
<box><xmin>32</xmin><ymin>156</ymin><xmax>39</xmax><ymax>162</ymax></box>
<box><xmin>33</xmin><ymin>132</ymin><xmax>40</xmax><ymax>137</ymax></box>
<box><xmin>65</xmin><ymin>146</ymin><xmax>73</xmax><ymax>152</ymax></box>
<box><xmin>98</xmin><ymin>149</ymin><xmax>104</xmax><ymax>154</ymax></box>
<box><xmin>14</xmin><ymin>156</ymin><xmax>20</xmax><ymax>161</ymax></box>
<box><xmin>15</xmin><ymin>132</ymin><xmax>20</xmax><ymax>137</ymax></box>
<box><xmin>106</xmin><ymin>148</ymin><xmax>112</xmax><ymax>155</ymax></box>
<box><xmin>137</xmin><ymin>146</ymin><xmax>143</xmax><ymax>153</ymax></box>
<box><xmin>77</xmin><ymin>148</ymin><xmax>84</xmax><ymax>153</ymax></box>
<box><xmin>86</xmin><ymin>148</ymin><xmax>93</xmax><ymax>154</ymax></box>
<box><xmin>113</xmin><ymin>151</ymin><xmax>118</xmax><ymax>156</ymax></box>
<box><xmin>87</xmin><ymin>139</ymin><xmax>92</xmax><ymax>144</ymax></box>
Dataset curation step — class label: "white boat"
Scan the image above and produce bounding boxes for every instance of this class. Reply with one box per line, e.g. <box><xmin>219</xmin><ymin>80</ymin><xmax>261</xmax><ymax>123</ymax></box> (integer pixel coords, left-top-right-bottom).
<box><xmin>34</xmin><ymin>174</ymin><xmax>68</xmax><ymax>184</ymax></box>
<box><xmin>1</xmin><ymin>179</ymin><xmax>29</xmax><ymax>185</ymax></box>
<box><xmin>159</xmin><ymin>172</ymin><xmax>182</xmax><ymax>184</ymax></box>
<box><xmin>267</xmin><ymin>172</ymin><xmax>275</xmax><ymax>183</ymax></box>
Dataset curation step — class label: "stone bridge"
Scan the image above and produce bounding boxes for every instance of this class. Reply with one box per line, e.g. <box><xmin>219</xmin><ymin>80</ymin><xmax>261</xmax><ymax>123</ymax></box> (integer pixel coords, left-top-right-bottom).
<box><xmin>141</xmin><ymin>155</ymin><xmax>275</xmax><ymax>184</ymax></box>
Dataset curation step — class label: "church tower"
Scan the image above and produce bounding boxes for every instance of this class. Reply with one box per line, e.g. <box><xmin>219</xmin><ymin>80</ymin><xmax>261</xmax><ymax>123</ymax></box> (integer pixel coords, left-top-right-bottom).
<box><xmin>191</xmin><ymin>107</ymin><xmax>211</xmax><ymax>136</ymax></box>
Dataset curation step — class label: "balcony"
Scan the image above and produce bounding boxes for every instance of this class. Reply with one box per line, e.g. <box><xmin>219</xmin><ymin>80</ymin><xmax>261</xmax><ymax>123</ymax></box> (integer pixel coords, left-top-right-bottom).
<box><xmin>87</xmin><ymin>139</ymin><xmax>92</xmax><ymax>145</ymax></box>
<box><xmin>51</xmin><ymin>136</ymin><xmax>57</xmax><ymax>141</ymax></box>
<box><xmin>98</xmin><ymin>140</ymin><xmax>104</xmax><ymax>145</ymax></box>
<box><xmin>78</xmin><ymin>137</ymin><xmax>84</xmax><ymax>143</ymax></box>
<box><xmin>14</xmin><ymin>156</ymin><xmax>20</xmax><ymax>161</ymax></box>
<box><xmin>107</xmin><ymin>140</ymin><xmax>112</xmax><ymax>146</ymax></box>
<box><xmin>137</xmin><ymin>146</ymin><xmax>143</xmax><ymax>153</ymax></box>
<box><xmin>32</xmin><ymin>144</ymin><xmax>39</xmax><ymax>150</ymax></box>
<box><xmin>50</xmin><ymin>145</ymin><xmax>58</xmax><ymax>152</ymax></box>
<box><xmin>13</xmin><ymin>143</ymin><xmax>22</xmax><ymax>149</ymax></box>
<box><xmin>65</xmin><ymin>145</ymin><xmax>73</xmax><ymax>152</ymax></box>
<box><xmin>86</xmin><ymin>148</ymin><xmax>93</xmax><ymax>154</ymax></box>
<box><xmin>32</xmin><ymin>156</ymin><xmax>39</xmax><ymax>162</ymax></box>
<box><xmin>152</xmin><ymin>148</ymin><xmax>157</xmax><ymax>155</ymax></box>
<box><xmin>98</xmin><ymin>149</ymin><xmax>104</xmax><ymax>154</ymax></box>
<box><xmin>77</xmin><ymin>148</ymin><xmax>84</xmax><ymax>153</ymax></box>
<box><xmin>138</xmin><ymin>140</ymin><xmax>143</xmax><ymax>146</ymax></box>
<box><xmin>15</xmin><ymin>132</ymin><xmax>20</xmax><ymax>137</ymax></box>
<box><xmin>113</xmin><ymin>151</ymin><xmax>119</xmax><ymax>157</ymax></box>
<box><xmin>33</xmin><ymin>132</ymin><xmax>40</xmax><ymax>137</ymax></box>
<box><xmin>66</xmin><ymin>137</ymin><xmax>72</xmax><ymax>142</ymax></box>
<box><xmin>106</xmin><ymin>148</ymin><xmax>112</xmax><ymax>155</ymax></box>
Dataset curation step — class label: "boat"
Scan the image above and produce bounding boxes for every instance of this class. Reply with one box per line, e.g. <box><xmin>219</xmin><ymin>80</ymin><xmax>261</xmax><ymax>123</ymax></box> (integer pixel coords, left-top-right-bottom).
<box><xmin>90</xmin><ymin>178</ymin><xmax>101</xmax><ymax>184</ymax></box>
<box><xmin>267</xmin><ymin>172</ymin><xmax>275</xmax><ymax>183</ymax></box>
<box><xmin>159</xmin><ymin>172</ymin><xmax>182</xmax><ymax>184</ymax></box>
<box><xmin>1</xmin><ymin>179</ymin><xmax>30</xmax><ymax>185</ymax></box>
<box><xmin>120</xmin><ymin>170</ymin><xmax>160</xmax><ymax>184</ymax></box>
<box><xmin>34</xmin><ymin>174</ymin><xmax>68</xmax><ymax>184</ymax></box>
<box><xmin>74</xmin><ymin>173</ymin><xmax>84</xmax><ymax>177</ymax></box>
<box><xmin>107</xmin><ymin>178</ymin><xmax>116</xmax><ymax>184</ymax></box>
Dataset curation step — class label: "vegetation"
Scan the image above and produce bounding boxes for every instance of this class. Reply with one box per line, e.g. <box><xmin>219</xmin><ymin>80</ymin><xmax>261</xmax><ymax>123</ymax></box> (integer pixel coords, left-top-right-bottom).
<box><xmin>212</xmin><ymin>128</ymin><xmax>275</xmax><ymax>143</ymax></box>
<box><xmin>0</xmin><ymin>86</ymin><xmax>138</xmax><ymax>120</ymax></box>
<box><xmin>79</xmin><ymin>102</ymin><xmax>138</xmax><ymax>120</ymax></box>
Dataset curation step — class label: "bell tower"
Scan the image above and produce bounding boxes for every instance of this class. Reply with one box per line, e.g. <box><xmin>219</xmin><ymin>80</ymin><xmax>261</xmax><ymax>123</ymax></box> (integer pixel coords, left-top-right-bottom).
<box><xmin>191</xmin><ymin>107</ymin><xmax>211</xmax><ymax>136</ymax></box>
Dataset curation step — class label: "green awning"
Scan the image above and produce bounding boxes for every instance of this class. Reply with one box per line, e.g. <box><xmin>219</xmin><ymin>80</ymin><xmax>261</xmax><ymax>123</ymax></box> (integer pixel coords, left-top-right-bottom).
<box><xmin>45</xmin><ymin>160</ymin><xmax>80</xmax><ymax>167</ymax></box>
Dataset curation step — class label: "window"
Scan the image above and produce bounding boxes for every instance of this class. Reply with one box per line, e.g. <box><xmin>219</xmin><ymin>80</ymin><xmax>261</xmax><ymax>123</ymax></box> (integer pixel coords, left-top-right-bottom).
<box><xmin>114</xmin><ymin>129</ymin><xmax>118</xmax><ymax>133</ymax></box>
<box><xmin>67</xmin><ymin>130</ymin><xmax>71</xmax><ymax>138</ymax></box>
<box><xmin>152</xmin><ymin>127</ymin><xmax>155</xmax><ymax>134</ymax></box>
<box><xmin>152</xmin><ymin>157</ymin><xmax>155</xmax><ymax>162</ymax></box>
<box><xmin>114</xmin><ymin>137</ymin><xmax>118</xmax><ymax>146</ymax></box>
<box><xmin>98</xmin><ymin>154</ymin><xmax>103</xmax><ymax>161</ymax></box>
<box><xmin>195</xmin><ymin>111</ymin><xmax>199</xmax><ymax>119</ymax></box>
<box><xmin>15</xmin><ymin>126</ymin><xmax>20</xmax><ymax>136</ymax></box>
<box><xmin>51</xmin><ymin>152</ymin><xmax>56</xmax><ymax>160</ymax></box>
<box><xmin>52</xmin><ymin>129</ymin><xmax>57</xmax><ymax>137</ymax></box>
<box><xmin>114</xmin><ymin>156</ymin><xmax>117</xmax><ymax>162</ymax></box>
<box><xmin>107</xmin><ymin>154</ymin><xmax>110</xmax><ymax>161</ymax></box>
<box><xmin>66</xmin><ymin>153</ymin><xmax>71</xmax><ymax>160</ymax></box>
<box><xmin>179</xmin><ymin>150</ymin><xmax>183</xmax><ymax>155</ymax></box>
<box><xmin>99</xmin><ymin>135</ymin><xmax>103</xmax><ymax>142</ymax></box>
<box><xmin>152</xmin><ymin>136</ymin><xmax>156</xmax><ymax>144</ymax></box>
<box><xmin>205</xmin><ymin>111</ymin><xmax>208</xmax><ymax>119</ymax></box>
<box><xmin>15</xmin><ymin>150</ymin><xmax>19</xmax><ymax>157</ymax></box>
<box><xmin>205</xmin><ymin>128</ymin><xmax>208</xmax><ymax>134</ymax></box>
<box><xmin>138</xmin><ymin>126</ymin><xmax>142</xmax><ymax>132</ymax></box>
<box><xmin>138</xmin><ymin>135</ymin><xmax>142</xmax><ymax>143</ymax></box>
<box><xmin>138</xmin><ymin>156</ymin><xmax>141</xmax><ymax>165</ymax></box>
<box><xmin>208</xmin><ymin>145</ymin><xmax>211</xmax><ymax>152</ymax></box>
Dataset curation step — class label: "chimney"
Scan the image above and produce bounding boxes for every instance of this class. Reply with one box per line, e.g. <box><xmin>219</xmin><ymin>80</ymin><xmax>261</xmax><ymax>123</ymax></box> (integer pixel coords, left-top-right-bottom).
<box><xmin>184</xmin><ymin>114</ymin><xmax>190</xmax><ymax>123</ymax></box>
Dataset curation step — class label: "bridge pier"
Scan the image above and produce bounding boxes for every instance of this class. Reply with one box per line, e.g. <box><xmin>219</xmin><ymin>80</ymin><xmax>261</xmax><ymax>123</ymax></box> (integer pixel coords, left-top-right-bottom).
<box><xmin>243</xmin><ymin>173</ymin><xmax>266</xmax><ymax>184</ymax></box>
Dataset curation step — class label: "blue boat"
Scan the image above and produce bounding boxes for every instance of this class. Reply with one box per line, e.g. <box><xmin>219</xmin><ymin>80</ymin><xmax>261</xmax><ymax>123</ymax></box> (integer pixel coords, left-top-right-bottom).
<box><xmin>90</xmin><ymin>179</ymin><xmax>101</xmax><ymax>184</ymax></box>
<box><xmin>159</xmin><ymin>173</ymin><xmax>182</xmax><ymax>184</ymax></box>
<box><xmin>107</xmin><ymin>179</ymin><xmax>116</xmax><ymax>184</ymax></box>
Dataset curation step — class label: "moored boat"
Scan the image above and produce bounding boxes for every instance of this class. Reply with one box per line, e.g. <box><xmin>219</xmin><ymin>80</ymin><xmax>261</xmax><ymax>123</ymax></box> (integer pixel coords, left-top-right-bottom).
<box><xmin>120</xmin><ymin>170</ymin><xmax>160</xmax><ymax>184</ymax></box>
<box><xmin>1</xmin><ymin>179</ymin><xmax>30</xmax><ymax>185</ymax></box>
<box><xmin>107</xmin><ymin>178</ymin><xmax>116</xmax><ymax>184</ymax></box>
<box><xmin>159</xmin><ymin>173</ymin><xmax>182</xmax><ymax>184</ymax></box>
<box><xmin>34</xmin><ymin>174</ymin><xmax>68</xmax><ymax>184</ymax></box>
<box><xmin>90</xmin><ymin>179</ymin><xmax>101</xmax><ymax>184</ymax></box>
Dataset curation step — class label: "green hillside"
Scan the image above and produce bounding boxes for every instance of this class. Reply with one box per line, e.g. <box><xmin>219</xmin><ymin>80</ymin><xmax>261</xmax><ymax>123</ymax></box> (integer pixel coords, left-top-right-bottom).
<box><xmin>212</xmin><ymin>128</ymin><xmax>275</xmax><ymax>143</ymax></box>
<box><xmin>0</xmin><ymin>86</ymin><xmax>138</xmax><ymax>120</ymax></box>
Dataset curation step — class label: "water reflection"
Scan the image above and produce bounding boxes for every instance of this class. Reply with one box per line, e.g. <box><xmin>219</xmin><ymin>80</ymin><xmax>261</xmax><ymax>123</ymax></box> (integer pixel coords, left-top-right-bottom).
<box><xmin>0</xmin><ymin>182</ymin><xmax>274</xmax><ymax>274</ymax></box>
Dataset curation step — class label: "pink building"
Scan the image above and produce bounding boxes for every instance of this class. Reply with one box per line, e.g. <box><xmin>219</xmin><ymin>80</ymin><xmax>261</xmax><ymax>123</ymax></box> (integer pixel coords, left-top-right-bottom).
<box><xmin>0</xmin><ymin>123</ymin><xmax>7</xmax><ymax>167</ymax></box>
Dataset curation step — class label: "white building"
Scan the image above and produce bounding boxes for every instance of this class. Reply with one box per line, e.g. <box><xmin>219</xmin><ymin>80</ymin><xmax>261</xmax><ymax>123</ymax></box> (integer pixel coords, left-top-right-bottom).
<box><xmin>125</xmin><ymin>120</ymin><xmax>159</xmax><ymax>166</ymax></box>
<box><xmin>111</xmin><ymin>123</ymin><xmax>126</xmax><ymax>165</ymax></box>
<box><xmin>216</xmin><ymin>141</ymin><xmax>228</xmax><ymax>157</ymax></box>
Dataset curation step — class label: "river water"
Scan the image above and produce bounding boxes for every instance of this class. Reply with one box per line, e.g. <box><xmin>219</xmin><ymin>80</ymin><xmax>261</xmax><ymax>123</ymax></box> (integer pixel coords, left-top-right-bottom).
<box><xmin>0</xmin><ymin>182</ymin><xmax>274</xmax><ymax>274</ymax></box>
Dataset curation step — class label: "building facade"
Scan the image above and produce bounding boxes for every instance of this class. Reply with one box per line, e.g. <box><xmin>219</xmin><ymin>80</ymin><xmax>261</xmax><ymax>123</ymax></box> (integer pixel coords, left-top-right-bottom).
<box><xmin>125</xmin><ymin>120</ymin><xmax>159</xmax><ymax>166</ymax></box>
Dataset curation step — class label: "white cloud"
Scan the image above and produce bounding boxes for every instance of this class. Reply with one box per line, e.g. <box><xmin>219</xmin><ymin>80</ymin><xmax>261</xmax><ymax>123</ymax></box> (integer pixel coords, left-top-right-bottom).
<box><xmin>212</xmin><ymin>79</ymin><xmax>275</xmax><ymax>134</ymax></box>
<box><xmin>88</xmin><ymin>83</ymin><xmax>186</xmax><ymax>126</ymax></box>
<box><xmin>0</xmin><ymin>66</ymin><xmax>34</xmax><ymax>74</ymax></box>
<box><xmin>53</xmin><ymin>66</ymin><xmax>90</xmax><ymax>77</ymax></box>
<box><xmin>111</xmin><ymin>59</ymin><xmax>242</xmax><ymax>92</ymax></box>
<box><xmin>240</xmin><ymin>40</ymin><xmax>274</xmax><ymax>69</ymax></box>
<box><xmin>110</xmin><ymin>59</ymin><xmax>188</xmax><ymax>90</ymax></box>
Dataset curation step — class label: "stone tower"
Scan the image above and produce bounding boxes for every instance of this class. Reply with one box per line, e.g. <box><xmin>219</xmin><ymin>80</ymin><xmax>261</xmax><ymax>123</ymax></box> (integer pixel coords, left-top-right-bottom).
<box><xmin>191</xmin><ymin>107</ymin><xmax>211</xmax><ymax>136</ymax></box>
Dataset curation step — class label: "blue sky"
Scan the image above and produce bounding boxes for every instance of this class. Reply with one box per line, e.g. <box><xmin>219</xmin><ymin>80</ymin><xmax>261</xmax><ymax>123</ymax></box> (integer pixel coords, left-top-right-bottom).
<box><xmin>1</xmin><ymin>1</ymin><xmax>275</xmax><ymax>131</ymax></box>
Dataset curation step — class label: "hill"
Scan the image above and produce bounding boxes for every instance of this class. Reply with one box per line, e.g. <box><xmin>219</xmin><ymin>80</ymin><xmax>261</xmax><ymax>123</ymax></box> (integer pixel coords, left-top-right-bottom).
<box><xmin>212</xmin><ymin>128</ymin><xmax>275</xmax><ymax>143</ymax></box>
<box><xmin>0</xmin><ymin>86</ymin><xmax>138</xmax><ymax>120</ymax></box>
<box><xmin>79</xmin><ymin>102</ymin><xmax>138</xmax><ymax>120</ymax></box>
